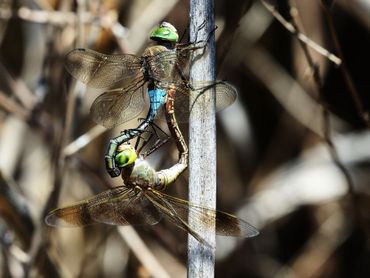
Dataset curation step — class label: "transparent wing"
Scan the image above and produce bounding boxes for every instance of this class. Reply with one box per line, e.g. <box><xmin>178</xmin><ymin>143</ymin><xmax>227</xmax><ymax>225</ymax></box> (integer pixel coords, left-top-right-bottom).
<box><xmin>163</xmin><ymin>81</ymin><xmax>237</xmax><ymax>123</ymax></box>
<box><xmin>146</xmin><ymin>189</ymin><xmax>259</xmax><ymax>242</ymax></box>
<box><xmin>45</xmin><ymin>186</ymin><xmax>162</xmax><ymax>227</ymax></box>
<box><xmin>90</xmin><ymin>80</ymin><xmax>147</xmax><ymax>128</ymax></box>
<box><xmin>144</xmin><ymin>190</ymin><xmax>210</xmax><ymax>246</ymax></box>
<box><xmin>65</xmin><ymin>48</ymin><xmax>144</xmax><ymax>89</ymax></box>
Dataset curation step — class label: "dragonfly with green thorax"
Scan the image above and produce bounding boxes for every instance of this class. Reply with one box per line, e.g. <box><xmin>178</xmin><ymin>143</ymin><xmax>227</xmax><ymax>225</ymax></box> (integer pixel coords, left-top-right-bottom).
<box><xmin>45</xmin><ymin>88</ymin><xmax>258</xmax><ymax>246</ymax></box>
<box><xmin>65</xmin><ymin>21</ymin><xmax>237</xmax><ymax>178</ymax></box>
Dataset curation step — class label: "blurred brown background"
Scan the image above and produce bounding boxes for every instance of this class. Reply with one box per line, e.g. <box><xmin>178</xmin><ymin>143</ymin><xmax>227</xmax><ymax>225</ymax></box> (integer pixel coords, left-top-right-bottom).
<box><xmin>1</xmin><ymin>0</ymin><xmax>370</xmax><ymax>277</ymax></box>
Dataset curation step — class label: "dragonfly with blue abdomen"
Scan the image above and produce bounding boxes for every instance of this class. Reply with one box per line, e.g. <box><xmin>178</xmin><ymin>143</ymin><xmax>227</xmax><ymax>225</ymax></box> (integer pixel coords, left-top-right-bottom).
<box><xmin>45</xmin><ymin>87</ymin><xmax>258</xmax><ymax>246</ymax></box>
<box><xmin>65</xmin><ymin>22</ymin><xmax>237</xmax><ymax>178</ymax></box>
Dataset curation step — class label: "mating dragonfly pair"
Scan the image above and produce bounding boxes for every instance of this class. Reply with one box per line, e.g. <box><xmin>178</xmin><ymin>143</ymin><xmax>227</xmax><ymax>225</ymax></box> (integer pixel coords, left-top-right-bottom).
<box><xmin>46</xmin><ymin>22</ymin><xmax>259</xmax><ymax>246</ymax></box>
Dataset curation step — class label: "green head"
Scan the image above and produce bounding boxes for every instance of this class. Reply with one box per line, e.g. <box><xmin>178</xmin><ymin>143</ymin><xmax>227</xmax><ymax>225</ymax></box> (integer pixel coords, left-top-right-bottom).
<box><xmin>115</xmin><ymin>144</ymin><xmax>137</xmax><ymax>168</ymax></box>
<box><xmin>149</xmin><ymin>22</ymin><xmax>178</xmax><ymax>43</ymax></box>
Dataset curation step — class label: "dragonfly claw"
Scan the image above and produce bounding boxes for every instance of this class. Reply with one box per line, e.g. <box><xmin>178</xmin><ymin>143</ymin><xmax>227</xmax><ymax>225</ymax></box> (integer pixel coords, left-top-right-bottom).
<box><xmin>108</xmin><ymin>167</ymin><xmax>121</xmax><ymax>178</ymax></box>
<box><xmin>105</xmin><ymin>155</ymin><xmax>121</xmax><ymax>178</ymax></box>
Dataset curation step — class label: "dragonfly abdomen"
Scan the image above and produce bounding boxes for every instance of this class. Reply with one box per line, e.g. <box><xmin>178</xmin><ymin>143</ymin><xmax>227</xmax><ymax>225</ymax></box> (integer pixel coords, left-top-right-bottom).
<box><xmin>156</xmin><ymin>163</ymin><xmax>187</xmax><ymax>190</ymax></box>
<box><xmin>147</xmin><ymin>88</ymin><xmax>167</xmax><ymax>121</ymax></box>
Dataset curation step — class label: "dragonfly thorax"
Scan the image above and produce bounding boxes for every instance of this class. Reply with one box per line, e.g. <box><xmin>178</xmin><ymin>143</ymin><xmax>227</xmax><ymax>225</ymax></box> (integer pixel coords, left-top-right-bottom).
<box><xmin>124</xmin><ymin>158</ymin><xmax>159</xmax><ymax>190</ymax></box>
<box><xmin>140</xmin><ymin>57</ymin><xmax>151</xmax><ymax>81</ymax></box>
<box><xmin>142</xmin><ymin>45</ymin><xmax>177</xmax><ymax>84</ymax></box>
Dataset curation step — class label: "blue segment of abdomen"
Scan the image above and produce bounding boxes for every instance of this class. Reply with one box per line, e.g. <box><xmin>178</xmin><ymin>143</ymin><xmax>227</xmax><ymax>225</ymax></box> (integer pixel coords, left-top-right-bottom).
<box><xmin>147</xmin><ymin>88</ymin><xmax>167</xmax><ymax>121</ymax></box>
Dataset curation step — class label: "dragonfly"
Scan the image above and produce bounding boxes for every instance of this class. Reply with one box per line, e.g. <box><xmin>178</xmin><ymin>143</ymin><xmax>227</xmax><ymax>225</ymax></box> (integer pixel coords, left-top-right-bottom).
<box><xmin>65</xmin><ymin>21</ymin><xmax>237</xmax><ymax>178</ymax></box>
<box><xmin>45</xmin><ymin>86</ymin><xmax>258</xmax><ymax>246</ymax></box>
<box><xmin>45</xmin><ymin>146</ymin><xmax>259</xmax><ymax>247</ymax></box>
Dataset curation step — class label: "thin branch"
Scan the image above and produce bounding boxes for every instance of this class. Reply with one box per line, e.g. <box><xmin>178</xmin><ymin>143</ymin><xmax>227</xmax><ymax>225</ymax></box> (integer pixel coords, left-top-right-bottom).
<box><xmin>118</xmin><ymin>227</ymin><xmax>171</xmax><ymax>278</ymax></box>
<box><xmin>63</xmin><ymin>125</ymin><xmax>106</xmax><ymax>157</ymax></box>
<box><xmin>0</xmin><ymin>173</ymin><xmax>59</xmax><ymax>277</ymax></box>
<box><xmin>289</xmin><ymin>3</ymin><xmax>364</xmax><ymax>232</ymax></box>
<box><xmin>0</xmin><ymin>62</ymin><xmax>36</xmax><ymax>111</ymax></box>
<box><xmin>286</xmin><ymin>205</ymin><xmax>350</xmax><ymax>277</ymax></box>
<box><xmin>260</xmin><ymin>0</ymin><xmax>342</xmax><ymax>65</ymax></box>
<box><xmin>0</xmin><ymin>173</ymin><xmax>34</xmax><ymax>249</ymax></box>
<box><xmin>243</xmin><ymin>47</ymin><xmax>346</xmax><ymax>137</ymax></box>
<box><xmin>321</xmin><ymin>1</ymin><xmax>370</xmax><ymax>129</ymax></box>
<box><xmin>0</xmin><ymin>91</ymin><xmax>30</xmax><ymax>121</ymax></box>
<box><xmin>30</xmin><ymin>1</ymin><xmax>89</xmax><ymax>276</ymax></box>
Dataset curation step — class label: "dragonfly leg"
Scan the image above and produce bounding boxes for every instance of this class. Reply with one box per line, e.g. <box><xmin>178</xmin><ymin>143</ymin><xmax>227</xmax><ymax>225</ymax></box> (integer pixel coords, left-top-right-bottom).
<box><xmin>177</xmin><ymin>23</ymin><xmax>216</xmax><ymax>52</ymax></box>
<box><xmin>177</xmin><ymin>20</ymin><xmax>206</xmax><ymax>44</ymax></box>
<box><xmin>149</xmin><ymin>121</ymin><xmax>170</xmax><ymax>140</ymax></box>
<box><xmin>141</xmin><ymin>137</ymin><xmax>170</xmax><ymax>159</ymax></box>
<box><xmin>192</xmin><ymin>20</ymin><xmax>207</xmax><ymax>42</ymax></box>
<box><xmin>135</xmin><ymin>121</ymin><xmax>171</xmax><ymax>158</ymax></box>
<box><xmin>136</xmin><ymin>131</ymin><xmax>154</xmax><ymax>156</ymax></box>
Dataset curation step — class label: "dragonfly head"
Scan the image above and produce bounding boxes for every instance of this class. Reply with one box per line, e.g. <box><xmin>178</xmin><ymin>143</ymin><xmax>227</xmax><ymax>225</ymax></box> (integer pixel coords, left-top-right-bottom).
<box><xmin>149</xmin><ymin>22</ymin><xmax>178</xmax><ymax>44</ymax></box>
<box><xmin>115</xmin><ymin>144</ymin><xmax>137</xmax><ymax>168</ymax></box>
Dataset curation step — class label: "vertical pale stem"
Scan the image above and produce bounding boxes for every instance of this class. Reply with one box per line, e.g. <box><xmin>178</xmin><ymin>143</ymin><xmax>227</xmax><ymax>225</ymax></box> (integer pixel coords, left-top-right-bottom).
<box><xmin>188</xmin><ymin>0</ymin><xmax>216</xmax><ymax>277</ymax></box>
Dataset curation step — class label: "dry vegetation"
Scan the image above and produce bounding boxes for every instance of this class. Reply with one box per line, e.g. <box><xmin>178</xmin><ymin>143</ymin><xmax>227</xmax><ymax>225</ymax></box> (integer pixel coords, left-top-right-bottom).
<box><xmin>0</xmin><ymin>0</ymin><xmax>370</xmax><ymax>277</ymax></box>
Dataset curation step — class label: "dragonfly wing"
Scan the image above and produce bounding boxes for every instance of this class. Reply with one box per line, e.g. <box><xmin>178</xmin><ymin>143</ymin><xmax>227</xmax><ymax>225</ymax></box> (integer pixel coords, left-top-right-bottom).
<box><xmin>45</xmin><ymin>186</ymin><xmax>162</xmax><ymax>227</ymax></box>
<box><xmin>214</xmin><ymin>82</ymin><xmax>238</xmax><ymax>111</ymax></box>
<box><xmin>88</xmin><ymin>188</ymin><xmax>162</xmax><ymax>226</ymax></box>
<box><xmin>90</xmin><ymin>82</ymin><xmax>147</xmax><ymax>128</ymax></box>
<box><xmin>148</xmin><ymin>190</ymin><xmax>259</xmax><ymax>238</ymax></box>
<box><xmin>144</xmin><ymin>190</ymin><xmax>210</xmax><ymax>247</ymax></box>
<box><xmin>173</xmin><ymin>81</ymin><xmax>238</xmax><ymax>123</ymax></box>
<box><xmin>45</xmin><ymin>187</ymin><xmax>133</xmax><ymax>227</ymax></box>
<box><xmin>45</xmin><ymin>199</ymin><xmax>94</xmax><ymax>227</ymax></box>
<box><xmin>65</xmin><ymin>48</ymin><xmax>144</xmax><ymax>88</ymax></box>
